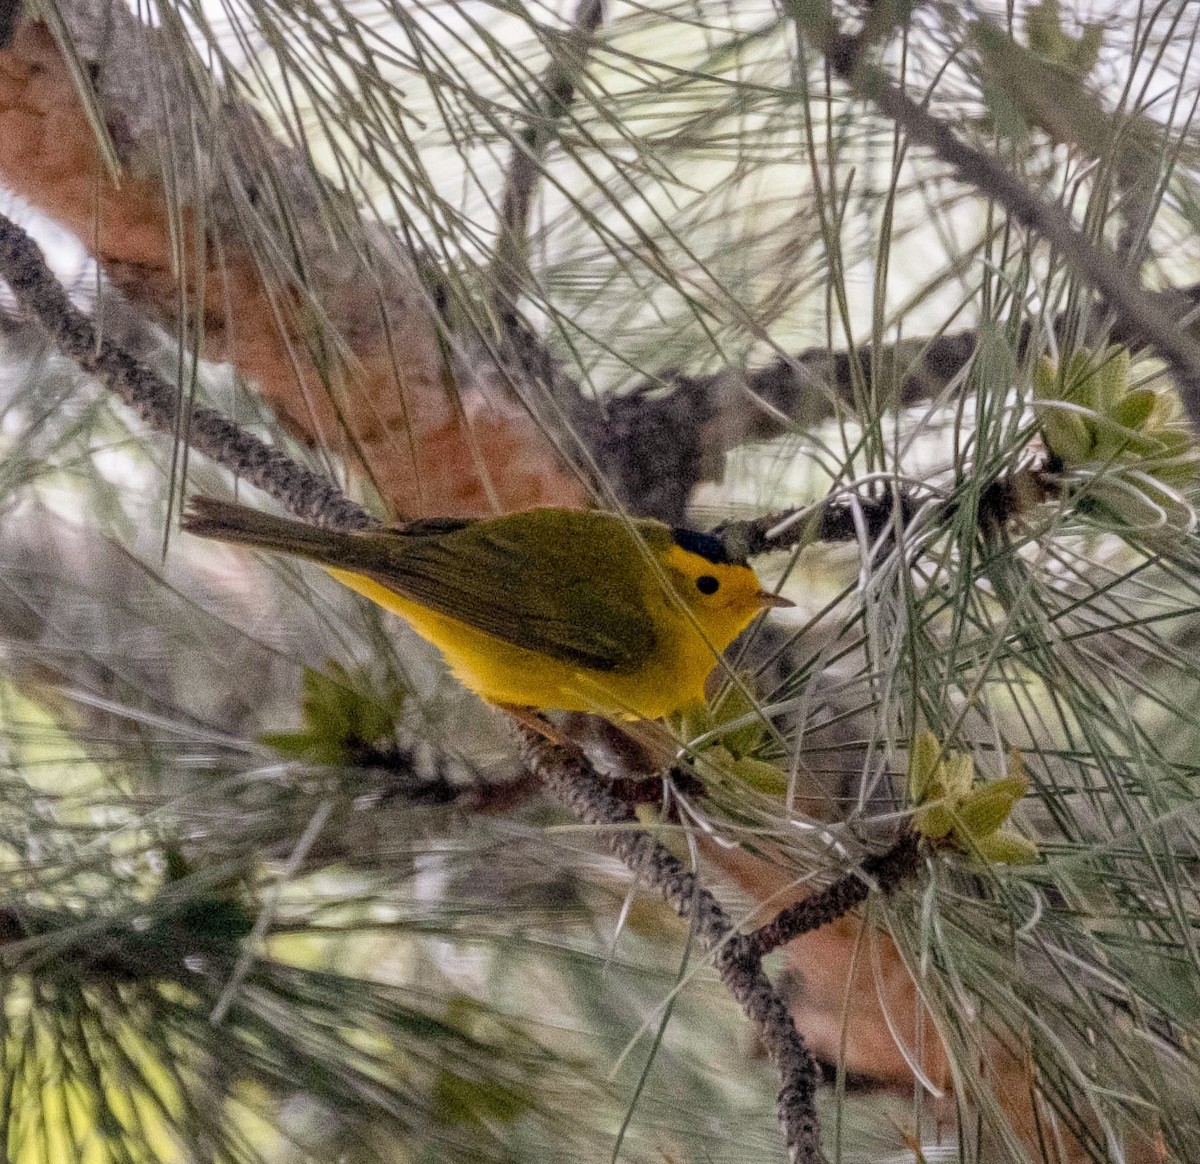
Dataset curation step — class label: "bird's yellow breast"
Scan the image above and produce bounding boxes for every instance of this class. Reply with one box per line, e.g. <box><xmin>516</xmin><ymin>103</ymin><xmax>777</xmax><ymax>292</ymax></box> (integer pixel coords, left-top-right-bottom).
<box><xmin>327</xmin><ymin>548</ymin><xmax>758</xmax><ymax>719</ymax></box>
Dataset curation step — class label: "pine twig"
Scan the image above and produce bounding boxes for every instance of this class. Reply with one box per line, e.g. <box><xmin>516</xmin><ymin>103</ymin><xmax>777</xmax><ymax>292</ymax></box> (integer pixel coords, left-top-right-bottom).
<box><xmin>490</xmin><ymin>0</ymin><xmax>605</xmax><ymax>317</ymax></box>
<box><xmin>754</xmin><ymin>832</ymin><xmax>921</xmax><ymax>957</ymax></box>
<box><xmin>809</xmin><ymin>20</ymin><xmax>1200</xmax><ymax>401</ymax></box>
<box><xmin>0</xmin><ymin>211</ymin><xmax>373</xmax><ymax>531</ymax></box>
<box><xmin>719</xmin><ymin>463</ymin><xmax>1058</xmax><ymax>559</ymax></box>
<box><xmin>519</xmin><ymin>728</ymin><xmax>827</xmax><ymax>1164</ymax></box>
<box><xmin>718</xmin><ymin>491</ymin><xmax>919</xmax><ymax>558</ymax></box>
<box><xmin>588</xmin><ymin>330</ymin><xmax>985</xmax><ymax>521</ymax></box>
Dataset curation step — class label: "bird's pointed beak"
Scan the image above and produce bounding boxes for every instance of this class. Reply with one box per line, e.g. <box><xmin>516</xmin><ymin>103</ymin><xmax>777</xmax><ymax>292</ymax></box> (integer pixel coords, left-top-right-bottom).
<box><xmin>755</xmin><ymin>589</ymin><xmax>795</xmax><ymax>609</ymax></box>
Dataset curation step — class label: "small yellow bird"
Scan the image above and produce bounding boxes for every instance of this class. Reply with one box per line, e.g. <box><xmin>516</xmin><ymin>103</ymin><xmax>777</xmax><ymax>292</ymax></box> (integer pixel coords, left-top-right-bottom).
<box><xmin>182</xmin><ymin>498</ymin><xmax>792</xmax><ymax>720</ymax></box>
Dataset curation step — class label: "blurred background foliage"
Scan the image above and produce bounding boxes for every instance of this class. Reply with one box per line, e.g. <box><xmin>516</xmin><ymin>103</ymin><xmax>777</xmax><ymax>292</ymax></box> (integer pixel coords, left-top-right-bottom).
<box><xmin>2</xmin><ymin>0</ymin><xmax>1200</xmax><ymax>1161</ymax></box>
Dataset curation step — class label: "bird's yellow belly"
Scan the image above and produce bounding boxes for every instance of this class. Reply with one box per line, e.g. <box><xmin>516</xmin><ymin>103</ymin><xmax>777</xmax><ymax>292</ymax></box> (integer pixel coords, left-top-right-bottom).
<box><xmin>326</xmin><ymin>568</ymin><xmax>714</xmax><ymax>719</ymax></box>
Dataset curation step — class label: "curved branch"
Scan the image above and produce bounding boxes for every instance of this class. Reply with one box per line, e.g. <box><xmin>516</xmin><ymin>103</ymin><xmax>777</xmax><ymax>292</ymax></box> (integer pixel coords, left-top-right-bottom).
<box><xmin>490</xmin><ymin>0</ymin><xmax>605</xmax><ymax>315</ymax></box>
<box><xmin>0</xmin><ymin>3</ymin><xmax>585</xmax><ymax>515</ymax></box>
<box><xmin>813</xmin><ymin>21</ymin><xmax>1200</xmax><ymax>403</ymax></box>
<box><xmin>519</xmin><ymin>728</ymin><xmax>826</xmax><ymax>1164</ymax></box>
<box><xmin>0</xmin><ymin>210</ymin><xmax>371</xmax><ymax>530</ymax></box>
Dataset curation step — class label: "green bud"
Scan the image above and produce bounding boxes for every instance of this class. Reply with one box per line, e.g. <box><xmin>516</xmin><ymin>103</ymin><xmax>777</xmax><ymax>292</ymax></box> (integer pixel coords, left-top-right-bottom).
<box><xmin>1032</xmin><ymin>354</ymin><xmax>1063</xmax><ymax>400</ymax></box>
<box><xmin>1026</xmin><ymin>0</ymin><xmax>1068</xmax><ymax>59</ymax></box>
<box><xmin>956</xmin><ymin>774</ymin><xmax>1028</xmax><ymax>838</ymax></box>
<box><xmin>915</xmin><ymin>803</ymin><xmax>956</xmax><ymax>842</ymax></box>
<box><xmin>971</xmin><ymin>830</ymin><xmax>1040</xmax><ymax>865</ymax></box>
<box><xmin>1064</xmin><ymin>350</ymin><xmax>1099</xmax><ymax>405</ymax></box>
<box><xmin>1146</xmin><ymin>450</ymin><xmax>1200</xmax><ymax>485</ymax></box>
<box><xmin>1108</xmin><ymin>387</ymin><xmax>1157</xmax><ymax>432</ymax></box>
<box><xmin>908</xmin><ymin>730</ymin><xmax>942</xmax><ymax>802</ymax></box>
<box><xmin>1071</xmin><ymin>24</ymin><xmax>1104</xmax><ymax>76</ymax></box>
<box><xmin>710</xmin><ymin>680</ymin><xmax>767</xmax><ymax>758</ymax></box>
<box><xmin>1035</xmin><ymin>404</ymin><xmax>1096</xmax><ymax>463</ymax></box>
<box><xmin>1089</xmin><ymin>347</ymin><xmax>1131</xmax><ymax>413</ymax></box>
<box><xmin>943</xmin><ymin>752</ymin><xmax>976</xmax><ymax>798</ymax></box>
<box><xmin>730</xmin><ymin>756</ymin><xmax>790</xmax><ymax>797</ymax></box>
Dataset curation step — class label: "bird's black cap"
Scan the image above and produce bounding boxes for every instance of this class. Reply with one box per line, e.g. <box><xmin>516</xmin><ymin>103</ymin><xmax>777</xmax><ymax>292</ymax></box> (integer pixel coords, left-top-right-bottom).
<box><xmin>670</xmin><ymin>526</ymin><xmax>746</xmax><ymax>566</ymax></box>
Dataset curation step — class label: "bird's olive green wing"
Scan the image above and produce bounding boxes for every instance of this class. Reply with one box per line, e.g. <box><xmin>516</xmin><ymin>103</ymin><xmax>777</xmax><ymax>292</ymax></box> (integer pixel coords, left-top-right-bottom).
<box><xmin>362</xmin><ymin>510</ymin><xmax>665</xmax><ymax>673</ymax></box>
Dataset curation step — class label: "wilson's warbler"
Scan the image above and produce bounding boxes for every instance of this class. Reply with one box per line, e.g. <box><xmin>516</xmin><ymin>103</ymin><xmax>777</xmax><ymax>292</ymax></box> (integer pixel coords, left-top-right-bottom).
<box><xmin>182</xmin><ymin>498</ymin><xmax>792</xmax><ymax>719</ymax></box>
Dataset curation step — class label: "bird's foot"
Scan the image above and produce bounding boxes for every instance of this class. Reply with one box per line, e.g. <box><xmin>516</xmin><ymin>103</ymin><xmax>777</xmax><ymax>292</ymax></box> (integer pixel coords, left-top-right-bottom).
<box><xmin>497</xmin><ymin>703</ymin><xmax>571</xmax><ymax>747</ymax></box>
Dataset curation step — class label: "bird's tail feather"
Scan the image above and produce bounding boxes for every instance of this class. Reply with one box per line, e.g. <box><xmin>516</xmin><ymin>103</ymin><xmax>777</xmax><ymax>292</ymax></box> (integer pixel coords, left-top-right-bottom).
<box><xmin>181</xmin><ymin>496</ymin><xmax>362</xmax><ymax>569</ymax></box>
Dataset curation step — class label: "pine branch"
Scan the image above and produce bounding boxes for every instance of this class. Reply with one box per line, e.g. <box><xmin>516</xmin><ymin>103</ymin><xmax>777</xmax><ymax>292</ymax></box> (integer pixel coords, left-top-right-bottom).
<box><xmin>518</xmin><ymin>727</ymin><xmax>828</xmax><ymax>1164</ymax></box>
<box><xmin>0</xmin><ymin>210</ymin><xmax>373</xmax><ymax>531</ymax></box>
<box><xmin>716</xmin><ymin>462</ymin><xmax>1057</xmax><ymax>559</ymax></box>
<box><xmin>0</xmin><ymin>4</ymin><xmax>583</xmax><ymax>515</ymax></box>
<box><xmin>580</xmin><ymin>296</ymin><xmax>1200</xmax><ymax>523</ymax></box>
<box><xmin>797</xmin><ymin>13</ymin><xmax>1200</xmax><ymax>407</ymax></box>
<box><xmin>490</xmin><ymin>0</ymin><xmax>605</xmax><ymax>316</ymax></box>
<box><xmin>754</xmin><ymin>832</ymin><xmax>920</xmax><ymax>957</ymax></box>
<box><xmin>519</xmin><ymin>731</ymin><xmax>925</xmax><ymax>1162</ymax></box>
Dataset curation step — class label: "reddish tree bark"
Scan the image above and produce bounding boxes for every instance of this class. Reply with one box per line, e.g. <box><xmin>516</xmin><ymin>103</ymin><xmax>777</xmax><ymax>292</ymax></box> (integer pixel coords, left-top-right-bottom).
<box><xmin>0</xmin><ymin>15</ymin><xmax>586</xmax><ymax>516</ymax></box>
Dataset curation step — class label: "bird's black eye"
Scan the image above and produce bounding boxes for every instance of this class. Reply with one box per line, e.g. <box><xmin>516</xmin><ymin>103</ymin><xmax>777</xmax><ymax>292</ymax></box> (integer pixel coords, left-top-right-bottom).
<box><xmin>696</xmin><ymin>574</ymin><xmax>720</xmax><ymax>595</ymax></box>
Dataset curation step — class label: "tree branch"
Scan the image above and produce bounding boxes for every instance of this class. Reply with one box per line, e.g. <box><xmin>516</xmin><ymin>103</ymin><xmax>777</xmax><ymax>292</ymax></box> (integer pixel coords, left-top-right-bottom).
<box><xmin>0</xmin><ymin>210</ymin><xmax>372</xmax><ymax>531</ymax></box>
<box><xmin>0</xmin><ymin>3</ymin><xmax>585</xmax><ymax>516</ymax></box>
<box><xmin>490</xmin><ymin>0</ymin><xmax>605</xmax><ymax>316</ymax></box>
<box><xmin>811</xmin><ymin>20</ymin><xmax>1200</xmax><ymax>405</ymax></box>
<box><xmin>519</xmin><ymin>728</ymin><xmax>827</xmax><ymax>1164</ymax></box>
<box><xmin>754</xmin><ymin>832</ymin><xmax>920</xmax><ymax>957</ymax></box>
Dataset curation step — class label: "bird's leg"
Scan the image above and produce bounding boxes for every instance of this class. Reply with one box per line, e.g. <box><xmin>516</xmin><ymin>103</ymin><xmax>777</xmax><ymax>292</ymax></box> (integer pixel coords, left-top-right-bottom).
<box><xmin>497</xmin><ymin>703</ymin><xmax>571</xmax><ymax>747</ymax></box>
